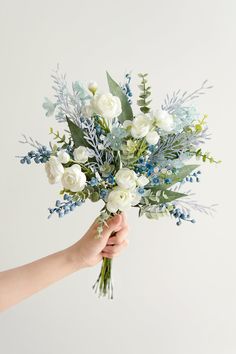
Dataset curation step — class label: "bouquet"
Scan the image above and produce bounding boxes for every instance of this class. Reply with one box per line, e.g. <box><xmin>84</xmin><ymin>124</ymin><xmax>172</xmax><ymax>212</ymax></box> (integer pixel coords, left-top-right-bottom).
<box><xmin>17</xmin><ymin>67</ymin><xmax>220</xmax><ymax>299</ymax></box>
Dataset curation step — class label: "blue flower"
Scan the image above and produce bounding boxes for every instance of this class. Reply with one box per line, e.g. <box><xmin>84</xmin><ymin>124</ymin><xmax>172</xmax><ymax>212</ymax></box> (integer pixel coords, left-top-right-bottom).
<box><xmin>100</xmin><ymin>189</ymin><xmax>108</xmax><ymax>200</ymax></box>
<box><xmin>151</xmin><ymin>176</ymin><xmax>160</xmax><ymax>185</ymax></box>
<box><xmin>107</xmin><ymin>175</ymin><xmax>115</xmax><ymax>185</ymax></box>
<box><xmin>107</xmin><ymin>127</ymin><xmax>128</xmax><ymax>151</ymax></box>
<box><xmin>137</xmin><ymin>187</ymin><xmax>145</xmax><ymax>194</ymax></box>
<box><xmin>164</xmin><ymin>178</ymin><xmax>172</xmax><ymax>184</ymax></box>
<box><xmin>42</xmin><ymin>97</ymin><xmax>57</xmax><ymax>117</ymax></box>
<box><xmin>89</xmin><ymin>177</ymin><xmax>99</xmax><ymax>186</ymax></box>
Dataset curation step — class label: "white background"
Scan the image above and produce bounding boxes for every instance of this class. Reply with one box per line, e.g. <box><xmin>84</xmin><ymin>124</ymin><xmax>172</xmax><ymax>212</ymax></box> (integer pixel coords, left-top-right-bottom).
<box><xmin>0</xmin><ymin>0</ymin><xmax>235</xmax><ymax>353</ymax></box>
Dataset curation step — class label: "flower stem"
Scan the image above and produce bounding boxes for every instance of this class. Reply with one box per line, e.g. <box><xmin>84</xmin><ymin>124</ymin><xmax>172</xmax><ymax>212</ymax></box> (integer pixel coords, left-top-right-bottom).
<box><xmin>93</xmin><ymin>257</ymin><xmax>113</xmax><ymax>299</ymax></box>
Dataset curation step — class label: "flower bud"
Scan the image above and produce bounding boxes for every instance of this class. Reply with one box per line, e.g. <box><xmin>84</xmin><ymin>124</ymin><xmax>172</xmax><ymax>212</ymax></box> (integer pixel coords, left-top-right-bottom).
<box><xmin>88</xmin><ymin>81</ymin><xmax>98</xmax><ymax>95</ymax></box>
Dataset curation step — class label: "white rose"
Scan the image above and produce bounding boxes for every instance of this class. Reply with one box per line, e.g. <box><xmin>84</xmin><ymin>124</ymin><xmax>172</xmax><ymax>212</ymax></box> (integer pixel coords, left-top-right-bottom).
<box><xmin>61</xmin><ymin>164</ymin><xmax>86</xmax><ymax>192</ymax></box>
<box><xmin>137</xmin><ymin>175</ymin><xmax>149</xmax><ymax>187</ymax></box>
<box><xmin>131</xmin><ymin>114</ymin><xmax>151</xmax><ymax>139</ymax></box>
<box><xmin>107</xmin><ymin>187</ymin><xmax>133</xmax><ymax>213</ymax></box>
<box><xmin>91</xmin><ymin>93</ymin><xmax>122</xmax><ymax>120</ymax></box>
<box><xmin>152</xmin><ymin>109</ymin><xmax>174</xmax><ymax>132</ymax></box>
<box><xmin>145</xmin><ymin>131</ymin><xmax>160</xmax><ymax>145</ymax></box>
<box><xmin>45</xmin><ymin>156</ymin><xmax>64</xmax><ymax>184</ymax></box>
<box><xmin>73</xmin><ymin>146</ymin><xmax>89</xmax><ymax>163</ymax></box>
<box><xmin>57</xmin><ymin>150</ymin><xmax>70</xmax><ymax>164</ymax></box>
<box><xmin>115</xmin><ymin>168</ymin><xmax>137</xmax><ymax>190</ymax></box>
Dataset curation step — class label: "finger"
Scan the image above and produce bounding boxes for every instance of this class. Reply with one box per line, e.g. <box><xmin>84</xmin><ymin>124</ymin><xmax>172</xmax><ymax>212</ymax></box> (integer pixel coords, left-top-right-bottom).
<box><xmin>101</xmin><ymin>252</ymin><xmax>119</xmax><ymax>259</ymax></box>
<box><xmin>120</xmin><ymin>212</ymin><xmax>128</xmax><ymax>228</ymax></box>
<box><xmin>103</xmin><ymin>239</ymin><xmax>129</xmax><ymax>254</ymax></box>
<box><xmin>102</xmin><ymin>239</ymin><xmax>129</xmax><ymax>258</ymax></box>
<box><xmin>101</xmin><ymin>214</ymin><xmax>122</xmax><ymax>239</ymax></box>
<box><xmin>107</xmin><ymin>227</ymin><xmax>129</xmax><ymax>245</ymax></box>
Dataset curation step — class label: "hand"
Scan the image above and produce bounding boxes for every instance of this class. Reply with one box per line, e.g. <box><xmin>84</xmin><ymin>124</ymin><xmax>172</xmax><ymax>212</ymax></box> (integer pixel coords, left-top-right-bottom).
<box><xmin>69</xmin><ymin>213</ymin><xmax>129</xmax><ymax>269</ymax></box>
<box><xmin>0</xmin><ymin>214</ymin><xmax>129</xmax><ymax>311</ymax></box>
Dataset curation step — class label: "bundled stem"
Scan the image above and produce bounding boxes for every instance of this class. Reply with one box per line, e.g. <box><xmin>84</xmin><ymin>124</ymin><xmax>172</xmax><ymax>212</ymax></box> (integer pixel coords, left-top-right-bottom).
<box><xmin>93</xmin><ymin>257</ymin><xmax>113</xmax><ymax>299</ymax></box>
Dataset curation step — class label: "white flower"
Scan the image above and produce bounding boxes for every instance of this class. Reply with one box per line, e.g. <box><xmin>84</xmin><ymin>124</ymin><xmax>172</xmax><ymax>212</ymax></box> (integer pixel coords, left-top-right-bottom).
<box><xmin>160</xmin><ymin>168</ymin><xmax>168</xmax><ymax>174</ymax></box>
<box><xmin>81</xmin><ymin>104</ymin><xmax>93</xmax><ymax>118</ymax></box>
<box><xmin>131</xmin><ymin>114</ymin><xmax>151</xmax><ymax>139</ymax></box>
<box><xmin>57</xmin><ymin>150</ymin><xmax>70</xmax><ymax>164</ymax></box>
<box><xmin>115</xmin><ymin>168</ymin><xmax>137</xmax><ymax>190</ymax></box>
<box><xmin>107</xmin><ymin>187</ymin><xmax>133</xmax><ymax>213</ymax></box>
<box><xmin>45</xmin><ymin>156</ymin><xmax>64</xmax><ymax>184</ymax></box>
<box><xmin>73</xmin><ymin>146</ymin><xmax>89</xmax><ymax>163</ymax></box>
<box><xmin>145</xmin><ymin>131</ymin><xmax>160</xmax><ymax>145</ymax></box>
<box><xmin>61</xmin><ymin>164</ymin><xmax>86</xmax><ymax>192</ymax></box>
<box><xmin>130</xmin><ymin>190</ymin><xmax>142</xmax><ymax>206</ymax></box>
<box><xmin>152</xmin><ymin>109</ymin><xmax>174</xmax><ymax>132</ymax></box>
<box><xmin>123</xmin><ymin>120</ymin><xmax>133</xmax><ymax>129</ymax></box>
<box><xmin>137</xmin><ymin>175</ymin><xmax>149</xmax><ymax>187</ymax></box>
<box><xmin>91</xmin><ymin>93</ymin><xmax>122</xmax><ymax>120</ymax></box>
<box><xmin>88</xmin><ymin>81</ymin><xmax>98</xmax><ymax>95</ymax></box>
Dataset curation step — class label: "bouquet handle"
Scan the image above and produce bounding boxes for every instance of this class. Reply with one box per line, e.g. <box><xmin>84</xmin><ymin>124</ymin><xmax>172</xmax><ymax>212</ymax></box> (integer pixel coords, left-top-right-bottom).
<box><xmin>93</xmin><ymin>257</ymin><xmax>113</xmax><ymax>299</ymax></box>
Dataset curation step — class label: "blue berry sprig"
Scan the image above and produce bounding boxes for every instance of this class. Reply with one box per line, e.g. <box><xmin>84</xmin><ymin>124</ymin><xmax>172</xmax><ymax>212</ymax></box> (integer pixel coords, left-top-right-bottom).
<box><xmin>171</xmin><ymin>207</ymin><xmax>196</xmax><ymax>226</ymax></box>
<box><xmin>121</xmin><ymin>72</ymin><xmax>133</xmax><ymax>104</ymax></box>
<box><xmin>18</xmin><ymin>146</ymin><xmax>51</xmax><ymax>165</ymax></box>
<box><xmin>185</xmin><ymin>170</ymin><xmax>201</xmax><ymax>183</ymax></box>
<box><xmin>48</xmin><ymin>194</ymin><xmax>84</xmax><ymax>218</ymax></box>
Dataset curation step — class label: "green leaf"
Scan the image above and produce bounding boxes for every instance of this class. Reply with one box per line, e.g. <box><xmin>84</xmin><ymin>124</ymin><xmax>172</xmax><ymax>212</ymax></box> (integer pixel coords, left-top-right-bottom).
<box><xmin>159</xmin><ymin>190</ymin><xmax>187</xmax><ymax>203</ymax></box>
<box><xmin>167</xmin><ymin>164</ymin><xmax>200</xmax><ymax>188</ymax></box>
<box><xmin>137</xmin><ymin>99</ymin><xmax>146</xmax><ymax>106</ymax></box>
<box><xmin>106</xmin><ymin>72</ymin><xmax>133</xmax><ymax>122</ymax></box>
<box><xmin>140</xmin><ymin>106</ymin><xmax>150</xmax><ymax>114</ymax></box>
<box><xmin>147</xmin><ymin>190</ymin><xmax>187</xmax><ymax>204</ymax></box>
<box><xmin>66</xmin><ymin>117</ymin><xmax>90</xmax><ymax>148</ymax></box>
<box><xmin>151</xmin><ymin>164</ymin><xmax>200</xmax><ymax>191</ymax></box>
<box><xmin>138</xmin><ymin>85</ymin><xmax>145</xmax><ymax>90</ymax></box>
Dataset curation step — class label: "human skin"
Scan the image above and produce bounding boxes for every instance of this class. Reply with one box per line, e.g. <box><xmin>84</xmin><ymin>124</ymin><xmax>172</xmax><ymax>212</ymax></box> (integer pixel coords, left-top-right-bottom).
<box><xmin>0</xmin><ymin>213</ymin><xmax>128</xmax><ymax>312</ymax></box>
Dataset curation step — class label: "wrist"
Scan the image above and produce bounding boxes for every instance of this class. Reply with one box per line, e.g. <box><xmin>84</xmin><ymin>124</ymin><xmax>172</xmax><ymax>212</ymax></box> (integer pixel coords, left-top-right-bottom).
<box><xmin>63</xmin><ymin>244</ymin><xmax>87</xmax><ymax>272</ymax></box>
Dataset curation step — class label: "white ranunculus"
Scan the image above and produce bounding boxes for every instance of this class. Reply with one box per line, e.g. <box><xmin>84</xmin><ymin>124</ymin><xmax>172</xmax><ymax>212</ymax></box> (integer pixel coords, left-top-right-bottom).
<box><xmin>73</xmin><ymin>146</ymin><xmax>89</xmax><ymax>163</ymax></box>
<box><xmin>145</xmin><ymin>131</ymin><xmax>160</xmax><ymax>145</ymax></box>
<box><xmin>57</xmin><ymin>150</ymin><xmax>70</xmax><ymax>164</ymax></box>
<box><xmin>91</xmin><ymin>93</ymin><xmax>122</xmax><ymax>120</ymax></box>
<box><xmin>81</xmin><ymin>104</ymin><xmax>93</xmax><ymax>118</ymax></box>
<box><xmin>152</xmin><ymin>109</ymin><xmax>174</xmax><ymax>132</ymax></box>
<box><xmin>115</xmin><ymin>168</ymin><xmax>138</xmax><ymax>190</ymax></box>
<box><xmin>123</xmin><ymin>120</ymin><xmax>133</xmax><ymax>129</ymax></box>
<box><xmin>131</xmin><ymin>114</ymin><xmax>151</xmax><ymax>139</ymax></box>
<box><xmin>45</xmin><ymin>156</ymin><xmax>64</xmax><ymax>184</ymax></box>
<box><xmin>130</xmin><ymin>191</ymin><xmax>142</xmax><ymax>206</ymax></box>
<box><xmin>107</xmin><ymin>188</ymin><xmax>133</xmax><ymax>213</ymax></box>
<box><xmin>137</xmin><ymin>175</ymin><xmax>149</xmax><ymax>187</ymax></box>
<box><xmin>61</xmin><ymin>164</ymin><xmax>86</xmax><ymax>192</ymax></box>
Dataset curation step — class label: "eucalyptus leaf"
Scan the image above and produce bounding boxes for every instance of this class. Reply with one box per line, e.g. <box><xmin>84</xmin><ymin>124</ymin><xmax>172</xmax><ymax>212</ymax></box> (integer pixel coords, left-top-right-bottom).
<box><xmin>106</xmin><ymin>72</ymin><xmax>133</xmax><ymax>122</ymax></box>
<box><xmin>137</xmin><ymin>99</ymin><xmax>146</xmax><ymax>106</ymax></box>
<box><xmin>140</xmin><ymin>106</ymin><xmax>150</xmax><ymax>114</ymax></box>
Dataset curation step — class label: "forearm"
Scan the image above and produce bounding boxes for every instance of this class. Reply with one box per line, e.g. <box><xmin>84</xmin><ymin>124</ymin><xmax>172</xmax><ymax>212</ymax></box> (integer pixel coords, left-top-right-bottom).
<box><xmin>0</xmin><ymin>245</ymin><xmax>83</xmax><ymax>312</ymax></box>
